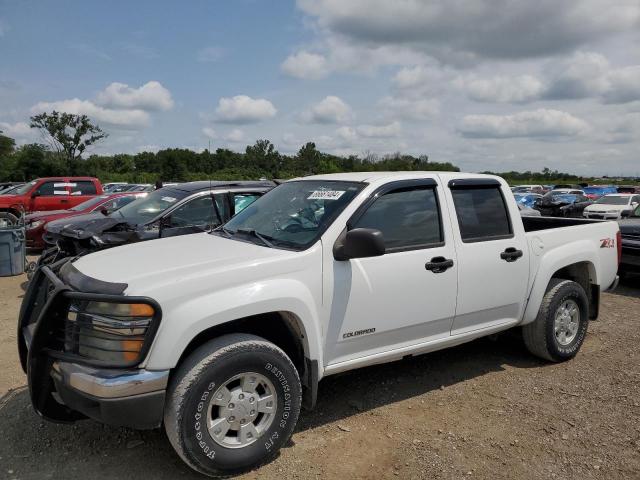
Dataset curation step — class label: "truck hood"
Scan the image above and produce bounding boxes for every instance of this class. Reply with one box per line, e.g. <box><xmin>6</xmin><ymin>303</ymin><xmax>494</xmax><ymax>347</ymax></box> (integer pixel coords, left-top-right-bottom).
<box><xmin>45</xmin><ymin>212</ymin><xmax>128</xmax><ymax>238</ymax></box>
<box><xmin>72</xmin><ymin>232</ymin><xmax>300</xmax><ymax>296</ymax></box>
<box><xmin>0</xmin><ymin>194</ymin><xmax>21</xmax><ymax>206</ymax></box>
<box><xmin>585</xmin><ymin>204</ymin><xmax>629</xmax><ymax>213</ymax></box>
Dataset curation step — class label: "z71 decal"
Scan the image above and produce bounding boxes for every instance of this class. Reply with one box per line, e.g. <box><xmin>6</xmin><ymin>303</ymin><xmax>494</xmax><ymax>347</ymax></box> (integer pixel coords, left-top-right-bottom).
<box><xmin>600</xmin><ymin>238</ymin><xmax>615</xmax><ymax>248</ymax></box>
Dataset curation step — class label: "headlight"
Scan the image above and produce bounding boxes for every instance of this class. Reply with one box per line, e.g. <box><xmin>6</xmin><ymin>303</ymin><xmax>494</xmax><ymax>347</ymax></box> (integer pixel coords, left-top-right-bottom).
<box><xmin>27</xmin><ymin>220</ymin><xmax>45</xmax><ymax>230</ymax></box>
<box><xmin>65</xmin><ymin>300</ymin><xmax>158</xmax><ymax>367</ymax></box>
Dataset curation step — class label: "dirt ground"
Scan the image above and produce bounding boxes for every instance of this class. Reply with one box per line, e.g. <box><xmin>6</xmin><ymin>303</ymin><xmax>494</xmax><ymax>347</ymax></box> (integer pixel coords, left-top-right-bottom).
<box><xmin>1</xmin><ymin>268</ymin><xmax>639</xmax><ymax>480</ymax></box>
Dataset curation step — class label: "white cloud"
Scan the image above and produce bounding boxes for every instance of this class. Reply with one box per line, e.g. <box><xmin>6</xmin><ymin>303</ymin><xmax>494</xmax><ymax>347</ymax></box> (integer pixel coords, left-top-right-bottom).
<box><xmin>336</xmin><ymin>126</ymin><xmax>357</xmax><ymax>143</ymax></box>
<box><xmin>202</xmin><ymin>126</ymin><xmax>217</xmax><ymax>139</ymax></box>
<box><xmin>544</xmin><ymin>51</ymin><xmax>611</xmax><ymax>100</ymax></box>
<box><xmin>455</xmin><ymin>75</ymin><xmax>545</xmax><ymax>103</ymax></box>
<box><xmin>0</xmin><ymin>121</ymin><xmax>32</xmax><ymax>140</ymax></box>
<box><xmin>604</xmin><ymin>65</ymin><xmax>640</xmax><ymax>103</ymax></box>
<box><xmin>97</xmin><ymin>81</ymin><xmax>174</xmax><ymax>111</ymax></box>
<box><xmin>379</xmin><ymin>96</ymin><xmax>440</xmax><ymax>120</ymax></box>
<box><xmin>224</xmin><ymin>128</ymin><xmax>244</xmax><ymax>142</ymax></box>
<box><xmin>302</xmin><ymin>95</ymin><xmax>352</xmax><ymax>124</ymax></box>
<box><xmin>357</xmin><ymin>121</ymin><xmax>402</xmax><ymax>138</ymax></box>
<box><xmin>459</xmin><ymin>109</ymin><xmax>589</xmax><ymax>138</ymax></box>
<box><xmin>196</xmin><ymin>46</ymin><xmax>225</xmax><ymax>63</ymax></box>
<box><xmin>281</xmin><ymin>51</ymin><xmax>329</xmax><ymax>79</ymax></box>
<box><xmin>31</xmin><ymin>99</ymin><xmax>150</xmax><ymax>128</ymax></box>
<box><xmin>215</xmin><ymin>95</ymin><xmax>277</xmax><ymax>124</ymax></box>
<box><xmin>296</xmin><ymin>0</ymin><xmax>640</xmax><ymax>64</ymax></box>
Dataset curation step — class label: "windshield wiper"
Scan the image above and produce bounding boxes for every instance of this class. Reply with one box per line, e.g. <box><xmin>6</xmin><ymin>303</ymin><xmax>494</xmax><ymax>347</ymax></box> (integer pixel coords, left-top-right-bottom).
<box><xmin>236</xmin><ymin>228</ymin><xmax>274</xmax><ymax>248</ymax></box>
<box><xmin>214</xmin><ymin>225</ymin><xmax>234</xmax><ymax>238</ymax></box>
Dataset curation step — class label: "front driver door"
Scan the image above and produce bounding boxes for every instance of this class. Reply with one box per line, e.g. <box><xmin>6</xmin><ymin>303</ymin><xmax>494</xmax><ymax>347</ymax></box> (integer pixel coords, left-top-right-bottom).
<box><xmin>160</xmin><ymin>194</ymin><xmax>228</xmax><ymax>238</ymax></box>
<box><xmin>325</xmin><ymin>179</ymin><xmax>458</xmax><ymax>366</ymax></box>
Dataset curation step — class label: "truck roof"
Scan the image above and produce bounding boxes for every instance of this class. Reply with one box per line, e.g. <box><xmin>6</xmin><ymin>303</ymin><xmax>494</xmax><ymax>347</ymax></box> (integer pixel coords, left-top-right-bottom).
<box><xmin>293</xmin><ymin>171</ymin><xmax>497</xmax><ymax>183</ymax></box>
<box><xmin>169</xmin><ymin>180</ymin><xmax>276</xmax><ymax>193</ymax></box>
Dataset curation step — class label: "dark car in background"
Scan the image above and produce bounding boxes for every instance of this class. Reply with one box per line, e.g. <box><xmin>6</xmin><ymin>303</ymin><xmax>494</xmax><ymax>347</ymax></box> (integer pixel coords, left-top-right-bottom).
<box><xmin>37</xmin><ymin>180</ymin><xmax>274</xmax><ymax>267</ymax></box>
<box><xmin>25</xmin><ymin>191</ymin><xmax>148</xmax><ymax>249</ymax></box>
<box><xmin>533</xmin><ymin>190</ymin><xmax>592</xmax><ymax>217</ymax></box>
<box><xmin>618</xmin><ymin>205</ymin><xmax>640</xmax><ymax>278</ymax></box>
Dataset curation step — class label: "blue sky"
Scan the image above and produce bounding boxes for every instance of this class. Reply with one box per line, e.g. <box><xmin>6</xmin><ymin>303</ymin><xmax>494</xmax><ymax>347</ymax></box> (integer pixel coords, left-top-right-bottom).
<box><xmin>1</xmin><ymin>0</ymin><xmax>639</xmax><ymax>175</ymax></box>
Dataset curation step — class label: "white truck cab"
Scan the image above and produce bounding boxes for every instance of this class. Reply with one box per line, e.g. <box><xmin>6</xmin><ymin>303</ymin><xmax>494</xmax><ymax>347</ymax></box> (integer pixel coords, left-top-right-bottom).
<box><xmin>19</xmin><ymin>172</ymin><xmax>620</xmax><ymax>477</ymax></box>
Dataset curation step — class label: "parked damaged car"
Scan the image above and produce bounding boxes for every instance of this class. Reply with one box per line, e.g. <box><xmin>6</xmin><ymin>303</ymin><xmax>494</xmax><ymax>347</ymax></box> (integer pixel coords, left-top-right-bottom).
<box><xmin>36</xmin><ymin>180</ymin><xmax>274</xmax><ymax>269</ymax></box>
<box><xmin>533</xmin><ymin>190</ymin><xmax>592</xmax><ymax>218</ymax></box>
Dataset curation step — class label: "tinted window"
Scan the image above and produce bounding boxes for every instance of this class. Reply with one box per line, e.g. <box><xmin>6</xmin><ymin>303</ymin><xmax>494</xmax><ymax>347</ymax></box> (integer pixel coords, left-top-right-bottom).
<box><xmin>353</xmin><ymin>187</ymin><xmax>442</xmax><ymax>251</ymax></box>
<box><xmin>451</xmin><ymin>187</ymin><xmax>512</xmax><ymax>242</ymax></box>
<box><xmin>70</xmin><ymin>181</ymin><xmax>97</xmax><ymax>195</ymax></box>
<box><xmin>36</xmin><ymin>181</ymin><xmax>64</xmax><ymax>196</ymax></box>
<box><xmin>167</xmin><ymin>194</ymin><xmax>228</xmax><ymax>228</ymax></box>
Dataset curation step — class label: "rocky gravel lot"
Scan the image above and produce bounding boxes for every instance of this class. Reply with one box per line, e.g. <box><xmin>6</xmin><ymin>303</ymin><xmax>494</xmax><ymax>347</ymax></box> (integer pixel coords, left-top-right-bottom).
<box><xmin>1</xmin><ymin>271</ymin><xmax>639</xmax><ymax>479</ymax></box>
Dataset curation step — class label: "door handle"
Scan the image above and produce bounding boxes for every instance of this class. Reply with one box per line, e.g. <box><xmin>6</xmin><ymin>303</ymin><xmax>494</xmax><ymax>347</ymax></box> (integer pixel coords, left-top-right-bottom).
<box><xmin>425</xmin><ymin>256</ymin><xmax>454</xmax><ymax>273</ymax></box>
<box><xmin>60</xmin><ymin>199</ymin><xmax>69</xmax><ymax>203</ymax></box>
<box><xmin>500</xmin><ymin>247</ymin><xmax>523</xmax><ymax>262</ymax></box>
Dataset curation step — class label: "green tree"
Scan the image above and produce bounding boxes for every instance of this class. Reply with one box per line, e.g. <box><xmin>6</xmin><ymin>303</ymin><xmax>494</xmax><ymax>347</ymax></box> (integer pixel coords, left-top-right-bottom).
<box><xmin>296</xmin><ymin>142</ymin><xmax>321</xmax><ymax>174</ymax></box>
<box><xmin>0</xmin><ymin>130</ymin><xmax>16</xmax><ymax>158</ymax></box>
<box><xmin>29</xmin><ymin>111</ymin><xmax>108</xmax><ymax>174</ymax></box>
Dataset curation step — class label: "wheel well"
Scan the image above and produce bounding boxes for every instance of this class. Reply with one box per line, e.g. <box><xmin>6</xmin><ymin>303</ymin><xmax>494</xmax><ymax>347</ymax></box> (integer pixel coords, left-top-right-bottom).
<box><xmin>551</xmin><ymin>261</ymin><xmax>599</xmax><ymax>319</ymax></box>
<box><xmin>0</xmin><ymin>208</ymin><xmax>21</xmax><ymax>218</ymax></box>
<box><xmin>176</xmin><ymin>311</ymin><xmax>307</xmax><ymax>377</ymax></box>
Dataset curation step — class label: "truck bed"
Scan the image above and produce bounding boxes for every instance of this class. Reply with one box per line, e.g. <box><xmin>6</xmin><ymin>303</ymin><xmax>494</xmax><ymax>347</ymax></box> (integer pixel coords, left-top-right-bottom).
<box><xmin>522</xmin><ymin>216</ymin><xmax>607</xmax><ymax>232</ymax></box>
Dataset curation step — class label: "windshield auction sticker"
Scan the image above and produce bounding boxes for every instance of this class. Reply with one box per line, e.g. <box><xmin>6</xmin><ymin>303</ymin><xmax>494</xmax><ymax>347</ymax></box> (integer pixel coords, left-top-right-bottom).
<box><xmin>308</xmin><ymin>190</ymin><xmax>345</xmax><ymax>200</ymax></box>
<box><xmin>161</xmin><ymin>196</ymin><xmax>177</xmax><ymax>202</ymax></box>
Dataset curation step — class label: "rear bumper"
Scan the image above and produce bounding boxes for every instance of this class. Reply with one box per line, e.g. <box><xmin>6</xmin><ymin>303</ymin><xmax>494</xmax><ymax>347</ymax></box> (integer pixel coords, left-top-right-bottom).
<box><xmin>50</xmin><ymin>362</ymin><xmax>168</xmax><ymax>429</ymax></box>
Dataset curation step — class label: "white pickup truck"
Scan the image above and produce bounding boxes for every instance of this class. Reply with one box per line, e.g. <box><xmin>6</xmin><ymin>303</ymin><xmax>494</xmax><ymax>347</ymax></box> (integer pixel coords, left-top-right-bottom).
<box><xmin>19</xmin><ymin>172</ymin><xmax>620</xmax><ymax>476</ymax></box>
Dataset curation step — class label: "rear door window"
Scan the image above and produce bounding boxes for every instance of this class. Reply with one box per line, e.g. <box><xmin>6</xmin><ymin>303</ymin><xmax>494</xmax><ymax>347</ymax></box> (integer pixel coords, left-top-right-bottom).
<box><xmin>451</xmin><ymin>186</ymin><xmax>512</xmax><ymax>242</ymax></box>
<box><xmin>352</xmin><ymin>186</ymin><xmax>443</xmax><ymax>252</ymax></box>
<box><xmin>70</xmin><ymin>181</ymin><xmax>97</xmax><ymax>195</ymax></box>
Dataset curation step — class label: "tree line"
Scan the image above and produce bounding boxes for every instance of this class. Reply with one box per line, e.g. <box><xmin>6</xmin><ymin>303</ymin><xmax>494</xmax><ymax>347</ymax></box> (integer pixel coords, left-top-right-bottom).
<box><xmin>0</xmin><ymin>111</ymin><xmax>633</xmax><ymax>185</ymax></box>
<box><xmin>0</xmin><ymin>111</ymin><xmax>459</xmax><ymax>182</ymax></box>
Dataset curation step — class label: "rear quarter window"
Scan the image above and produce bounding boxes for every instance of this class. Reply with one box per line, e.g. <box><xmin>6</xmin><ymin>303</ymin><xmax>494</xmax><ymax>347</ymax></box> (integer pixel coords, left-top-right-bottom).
<box><xmin>451</xmin><ymin>186</ymin><xmax>513</xmax><ymax>242</ymax></box>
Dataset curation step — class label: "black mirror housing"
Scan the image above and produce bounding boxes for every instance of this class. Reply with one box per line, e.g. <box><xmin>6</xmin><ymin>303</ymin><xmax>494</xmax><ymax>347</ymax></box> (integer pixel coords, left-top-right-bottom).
<box><xmin>334</xmin><ymin>228</ymin><xmax>385</xmax><ymax>261</ymax></box>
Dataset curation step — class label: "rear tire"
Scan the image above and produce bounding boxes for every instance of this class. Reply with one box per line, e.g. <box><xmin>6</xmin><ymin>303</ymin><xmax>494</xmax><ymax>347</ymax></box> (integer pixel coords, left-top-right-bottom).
<box><xmin>523</xmin><ymin>279</ymin><xmax>589</xmax><ymax>362</ymax></box>
<box><xmin>164</xmin><ymin>334</ymin><xmax>302</xmax><ymax>477</ymax></box>
<box><xmin>0</xmin><ymin>212</ymin><xmax>19</xmax><ymax>227</ymax></box>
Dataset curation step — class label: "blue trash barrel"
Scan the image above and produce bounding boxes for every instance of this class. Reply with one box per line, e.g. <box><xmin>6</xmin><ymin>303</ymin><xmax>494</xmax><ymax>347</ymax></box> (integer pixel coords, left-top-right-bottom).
<box><xmin>0</xmin><ymin>226</ymin><xmax>26</xmax><ymax>276</ymax></box>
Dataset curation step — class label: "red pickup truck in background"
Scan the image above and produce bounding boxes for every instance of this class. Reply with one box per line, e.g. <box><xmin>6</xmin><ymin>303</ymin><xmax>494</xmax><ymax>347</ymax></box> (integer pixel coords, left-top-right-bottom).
<box><xmin>0</xmin><ymin>177</ymin><xmax>103</xmax><ymax>225</ymax></box>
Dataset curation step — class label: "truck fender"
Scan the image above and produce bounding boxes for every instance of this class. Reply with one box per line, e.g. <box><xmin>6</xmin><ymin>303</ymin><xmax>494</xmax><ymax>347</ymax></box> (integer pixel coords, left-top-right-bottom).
<box><xmin>143</xmin><ymin>278</ymin><xmax>324</xmax><ymax>373</ymax></box>
<box><xmin>522</xmin><ymin>241</ymin><xmax>598</xmax><ymax>325</ymax></box>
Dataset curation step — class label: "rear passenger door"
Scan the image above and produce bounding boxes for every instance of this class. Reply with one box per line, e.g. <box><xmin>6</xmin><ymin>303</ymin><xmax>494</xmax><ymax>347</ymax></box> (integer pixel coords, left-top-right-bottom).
<box><xmin>445</xmin><ymin>179</ymin><xmax>529</xmax><ymax>334</ymax></box>
<box><xmin>325</xmin><ymin>179</ymin><xmax>458</xmax><ymax>366</ymax></box>
<box><xmin>68</xmin><ymin>180</ymin><xmax>98</xmax><ymax>207</ymax></box>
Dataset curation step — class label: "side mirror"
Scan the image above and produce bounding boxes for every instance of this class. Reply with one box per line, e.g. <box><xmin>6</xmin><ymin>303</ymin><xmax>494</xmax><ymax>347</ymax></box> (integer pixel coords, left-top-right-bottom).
<box><xmin>333</xmin><ymin>228</ymin><xmax>385</xmax><ymax>261</ymax></box>
<box><xmin>30</xmin><ymin>192</ymin><xmax>39</xmax><ymax>199</ymax></box>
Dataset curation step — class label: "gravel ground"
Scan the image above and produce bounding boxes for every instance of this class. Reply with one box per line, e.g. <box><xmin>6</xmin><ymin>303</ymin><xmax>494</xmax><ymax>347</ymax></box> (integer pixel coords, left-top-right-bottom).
<box><xmin>1</xmin><ymin>270</ymin><xmax>639</xmax><ymax>480</ymax></box>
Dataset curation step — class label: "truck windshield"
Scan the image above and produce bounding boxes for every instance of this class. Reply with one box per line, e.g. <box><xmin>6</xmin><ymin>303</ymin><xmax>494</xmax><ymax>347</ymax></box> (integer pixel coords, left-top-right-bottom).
<box><xmin>112</xmin><ymin>188</ymin><xmax>188</xmax><ymax>224</ymax></box>
<box><xmin>220</xmin><ymin>180</ymin><xmax>365</xmax><ymax>250</ymax></box>
<box><xmin>12</xmin><ymin>180</ymin><xmax>37</xmax><ymax>195</ymax></box>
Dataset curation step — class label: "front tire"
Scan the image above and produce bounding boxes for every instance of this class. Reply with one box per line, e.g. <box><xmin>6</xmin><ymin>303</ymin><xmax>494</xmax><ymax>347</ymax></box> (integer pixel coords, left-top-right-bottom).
<box><xmin>164</xmin><ymin>334</ymin><xmax>302</xmax><ymax>477</ymax></box>
<box><xmin>523</xmin><ymin>279</ymin><xmax>589</xmax><ymax>362</ymax></box>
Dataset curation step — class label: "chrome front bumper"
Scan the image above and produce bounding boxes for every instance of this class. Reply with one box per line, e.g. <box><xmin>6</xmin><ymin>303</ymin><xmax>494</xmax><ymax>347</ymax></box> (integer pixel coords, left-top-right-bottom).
<box><xmin>51</xmin><ymin>362</ymin><xmax>170</xmax><ymax>399</ymax></box>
